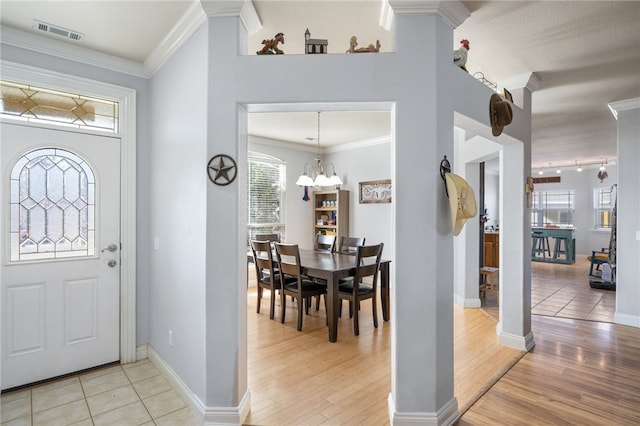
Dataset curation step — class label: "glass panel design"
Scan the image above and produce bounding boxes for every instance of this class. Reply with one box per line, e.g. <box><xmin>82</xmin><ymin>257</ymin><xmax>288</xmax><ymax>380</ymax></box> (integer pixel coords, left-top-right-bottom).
<box><xmin>10</xmin><ymin>148</ymin><xmax>96</xmax><ymax>261</ymax></box>
<box><xmin>0</xmin><ymin>81</ymin><xmax>118</xmax><ymax>133</ymax></box>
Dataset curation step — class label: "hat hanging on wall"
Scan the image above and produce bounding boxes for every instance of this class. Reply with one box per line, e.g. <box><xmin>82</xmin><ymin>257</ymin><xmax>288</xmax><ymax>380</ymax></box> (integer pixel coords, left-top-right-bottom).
<box><xmin>489</xmin><ymin>93</ymin><xmax>513</xmax><ymax>136</ymax></box>
<box><xmin>445</xmin><ymin>173</ymin><xmax>477</xmax><ymax>236</ymax></box>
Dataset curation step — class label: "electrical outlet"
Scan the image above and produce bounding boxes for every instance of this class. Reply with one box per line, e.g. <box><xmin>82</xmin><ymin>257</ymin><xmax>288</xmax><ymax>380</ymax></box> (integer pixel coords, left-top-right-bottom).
<box><xmin>169</xmin><ymin>330</ymin><xmax>173</xmax><ymax>347</ymax></box>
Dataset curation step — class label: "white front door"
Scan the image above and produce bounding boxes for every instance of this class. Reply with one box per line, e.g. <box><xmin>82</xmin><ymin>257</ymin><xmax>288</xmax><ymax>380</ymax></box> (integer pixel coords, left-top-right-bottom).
<box><xmin>1</xmin><ymin>122</ymin><xmax>121</xmax><ymax>390</ymax></box>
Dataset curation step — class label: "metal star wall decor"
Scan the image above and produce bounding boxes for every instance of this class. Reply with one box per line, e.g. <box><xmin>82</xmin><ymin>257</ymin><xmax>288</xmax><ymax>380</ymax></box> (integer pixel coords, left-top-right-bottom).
<box><xmin>207</xmin><ymin>154</ymin><xmax>237</xmax><ymax>186</ymax></box>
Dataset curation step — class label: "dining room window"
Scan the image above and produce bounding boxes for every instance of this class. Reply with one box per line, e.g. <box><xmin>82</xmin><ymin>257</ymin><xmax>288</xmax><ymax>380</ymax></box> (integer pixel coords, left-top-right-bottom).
<box><xmin>247</xmin><ymin>152</ymin><xmax>286</xmax><ymax>247</ymax></box>
<box><xmin>530</xmin><ymin>189</ymin><xmax>575</xmax><ymax>227</ymax></box>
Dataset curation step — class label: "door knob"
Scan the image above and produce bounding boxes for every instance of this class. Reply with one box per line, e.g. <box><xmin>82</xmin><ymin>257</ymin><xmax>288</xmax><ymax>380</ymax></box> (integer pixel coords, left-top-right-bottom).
<box><xmin>101</xmin><ymin>243</ymin><xmax>118</xmax><ymax>252</ymax></box>
<box><xmin>107</xmin><ymin>259</ymin><xmax>117</xmax><ymax>268</ymax></box>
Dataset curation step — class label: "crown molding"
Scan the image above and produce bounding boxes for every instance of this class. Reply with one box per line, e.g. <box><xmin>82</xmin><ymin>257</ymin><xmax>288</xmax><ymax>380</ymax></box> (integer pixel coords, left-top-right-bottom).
<box><xmin>1</xmin><ymin>26</ymin><xmax>148</xmax><ymax>78</ymax></box>
<box><xmin>144</xmin><ymin>1</ymin><xmax>208</xmax><ymax>77</ymax></box>
<box><xmin>199</xmin><ymin>0</ymin><xmax>262</xmax><ymax>34</ymax></box>
<box><xmin>608</xmin><ymin>97</ymin><xmax>640</xmax><ymax>119</ymax></box>
<box><xmin>248</xmin><ymin>134</ymin><xmax>390</xmax><ymax>154</ymax></box>
<box><xmin>383</xmin><ymin>0</ymin><xmax>470</xmax><ymax>30</ymax></box>
<box><xmin>0</xmin><ymin>1</ymin><xmax>260</xmax><ymax>79</ymax></box>
<box><xmin>500</xmin><ymin>72</ymin><xmax>541</xmax><ymax>93</ymax></box>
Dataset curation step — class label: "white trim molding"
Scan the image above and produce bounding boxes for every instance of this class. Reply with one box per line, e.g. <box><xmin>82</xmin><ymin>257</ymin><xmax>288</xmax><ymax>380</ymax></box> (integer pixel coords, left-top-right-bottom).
<box><xmin>147</xmin><ymin>345</ymin><xmax>251</xmax><ymax>426</ymax></box>
<box><xmin>199</xmin><ymin>0</ymin><xmax>262</xmax><ymax>34</ymax></box>
<box><xmin>497</xmin><ymin>328</ymin><xmax>536</xmax><ymax>352</ymax></box>
<box><xmin>0</xmin><ymin>60</ymin><xmax>138</xmax><ymax>364</ymax></box>
<box><xmin>388</xmin><ymin>394</ymin><xmax>459</xmax><ymax>426</ymax></box>
<box><xmin>614</xmin><ymin>312</ymin><xmax>640</xmax><ymax>328</ymax></box>
<box><xmin>383</xmin><ymin>0</ymin><xmax>470</xmax><ymax>30</ymax></box>
<box><xmin>608</xmin><ymin>97</ymin><xmax>640</xmax><ymax>120</ymax></box>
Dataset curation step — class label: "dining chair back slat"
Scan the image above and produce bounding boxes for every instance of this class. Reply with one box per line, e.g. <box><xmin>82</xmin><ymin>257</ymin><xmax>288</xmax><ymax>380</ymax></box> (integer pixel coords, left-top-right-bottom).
<box><xmin>251</xmin><ymin>239</ymin><xmax>289</xmax><ymax>320</ymax></box>
<box><xmin>337</xmin><ymin>236</ymin><xmax>366</xmax><ymax>255</ymax></box>
<box><xmin>338</xmin><ymin>242</ymin><xmax>384</xmax><ymax>336</ymax></box>
<box><xmin>255</xmin><ymin>233</ymin><xmax>280</xmax><ymax>243</ymax></box>
<box><xmin>275</xmin><ymin>243</ymin><xmax>327</xmax><ymax>331</ymax></box>
<box><xmin>315</xmin><ymin>234</ymin><xmax>336</xmax><ymax>252</ymax></box>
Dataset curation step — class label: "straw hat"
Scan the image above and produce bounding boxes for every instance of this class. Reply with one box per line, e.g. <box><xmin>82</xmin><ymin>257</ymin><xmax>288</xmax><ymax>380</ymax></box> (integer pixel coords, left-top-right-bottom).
<box><xmin>445</xmin><ymin>173</ymin><xmax>477</xmax><ymax>236</ymax></box>
<box><xmin>489</xmin><ymin>93</ymin><xmax>513</xmax><ymax>136</ymax></box>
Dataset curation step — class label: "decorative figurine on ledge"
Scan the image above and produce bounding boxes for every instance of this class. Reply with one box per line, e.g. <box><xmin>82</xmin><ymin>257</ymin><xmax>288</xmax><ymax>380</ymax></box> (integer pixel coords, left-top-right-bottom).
<box><xmin>257</xmin><ymin>32</ymin><xmax>285</xmax><ymax>55</ymax></box>
<box><xmin>345</xmin><ymin>36</ymin><xmax>380</xmax><ymax>53</ymax></box>
<box><xmin>453</xmin><ymin>39</ymin><xmax>470</xmax><ymax>71</ymax></box>
<box><xmin>305</xmin><ymin>29</ymin><xmax>328</xmax><ymax>54</ymax></box>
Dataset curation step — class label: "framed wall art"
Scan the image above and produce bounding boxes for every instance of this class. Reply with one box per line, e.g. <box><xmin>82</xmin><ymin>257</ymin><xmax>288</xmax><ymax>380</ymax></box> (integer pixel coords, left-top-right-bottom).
<box><xmin>359</xmin><ymin>179</ymin><xmax>392</xmax><ymax>204</ymax></box>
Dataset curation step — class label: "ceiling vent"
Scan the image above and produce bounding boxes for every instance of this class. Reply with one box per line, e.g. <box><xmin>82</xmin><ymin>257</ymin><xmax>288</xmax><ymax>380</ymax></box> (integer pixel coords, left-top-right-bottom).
<box><xmin>32</xmin><ymin>20</ymin><xmax>83</xmax><ymax>42</ymax></box>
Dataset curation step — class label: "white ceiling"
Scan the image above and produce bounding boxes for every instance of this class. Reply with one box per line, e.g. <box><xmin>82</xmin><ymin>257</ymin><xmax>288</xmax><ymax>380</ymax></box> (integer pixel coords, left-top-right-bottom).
<box><xmin>1</xmin><ymin>1</ymin><xmax>639</xmax><ymax>170</ymax></box>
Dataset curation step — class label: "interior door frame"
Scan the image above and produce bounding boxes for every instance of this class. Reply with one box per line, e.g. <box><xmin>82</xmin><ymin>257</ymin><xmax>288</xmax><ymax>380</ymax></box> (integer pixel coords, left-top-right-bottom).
<box><xmin>0</xmin><ymin>61</ymin><xmax>137</xmax><ymax>364</ymax></box>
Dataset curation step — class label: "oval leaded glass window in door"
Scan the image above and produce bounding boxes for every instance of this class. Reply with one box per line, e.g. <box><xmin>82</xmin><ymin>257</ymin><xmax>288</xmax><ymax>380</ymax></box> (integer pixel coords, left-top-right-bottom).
<box><xmin>10</xmin><ymin>148</ymin><xmax>95</xmax><ymax>261</ymax></box>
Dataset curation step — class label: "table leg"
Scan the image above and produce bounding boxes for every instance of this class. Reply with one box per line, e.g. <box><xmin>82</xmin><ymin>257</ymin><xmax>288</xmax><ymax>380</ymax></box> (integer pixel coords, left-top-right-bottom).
<box><xmin>380</xmin><ymin>262</ymin><xmax>390</xmax><ymax>321</ymax></box>
<box><xmin>326</xmin><ymin>275</ymin><xmax>339</xmax><ymax>342</ymax></box>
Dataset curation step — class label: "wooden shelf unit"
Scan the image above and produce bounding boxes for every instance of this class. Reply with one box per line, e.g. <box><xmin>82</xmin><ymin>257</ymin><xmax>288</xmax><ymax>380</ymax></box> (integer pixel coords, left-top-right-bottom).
<box><xmin>313</xmin><ymin>190</ymin><xmax>349</xmax><ymax>243</ymax></box>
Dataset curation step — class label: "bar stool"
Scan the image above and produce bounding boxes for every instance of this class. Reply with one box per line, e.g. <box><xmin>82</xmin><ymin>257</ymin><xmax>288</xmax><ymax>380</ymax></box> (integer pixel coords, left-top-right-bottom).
<box><xmin>553</xmin><ymin>237</ymin><xmax>570</xmax><ymax>260</ymax></box>
<box><xmin>479</xmin><ymin>266</ymin><xmax>499</xmax><ymax>304</ymax></box>
<box><xmin>531</xmin><ymin>234</ymin><xmax>551</xmax><ymax>258</ymax></box>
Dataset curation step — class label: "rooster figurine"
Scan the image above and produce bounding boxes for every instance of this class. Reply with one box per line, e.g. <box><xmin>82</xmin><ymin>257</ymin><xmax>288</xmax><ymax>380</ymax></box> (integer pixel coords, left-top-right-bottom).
<box><xmin>453</xmin><ymin>39</ymin><xmax>470</xmax><ymax>72</ymax></box>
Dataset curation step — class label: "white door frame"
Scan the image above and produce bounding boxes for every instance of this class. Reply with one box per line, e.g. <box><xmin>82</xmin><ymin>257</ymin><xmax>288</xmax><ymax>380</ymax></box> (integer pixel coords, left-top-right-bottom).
<box><xmin>0</xmin><ymin>61</ymin><xmax>137</xmax><ymax>364</ymax></box>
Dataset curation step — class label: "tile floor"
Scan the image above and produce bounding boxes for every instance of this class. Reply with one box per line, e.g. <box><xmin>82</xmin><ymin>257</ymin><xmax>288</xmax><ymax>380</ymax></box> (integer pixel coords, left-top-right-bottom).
<box><xmin>482</xmin><ymin>254</ymin><xmax>616</xmax><ymax>323</ymax></box>
<box><xmin>1</xmin><ymin>359</ymin><xmax>200</xmax><ymax>426</ymax></box>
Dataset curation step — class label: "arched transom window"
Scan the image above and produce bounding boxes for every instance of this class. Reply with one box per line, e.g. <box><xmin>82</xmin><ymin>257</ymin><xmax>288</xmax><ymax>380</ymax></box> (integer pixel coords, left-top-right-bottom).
<box><xmin>10</xmin><ymin>148</ymin><xmax>96</xmax><ymax>261</ymax></box>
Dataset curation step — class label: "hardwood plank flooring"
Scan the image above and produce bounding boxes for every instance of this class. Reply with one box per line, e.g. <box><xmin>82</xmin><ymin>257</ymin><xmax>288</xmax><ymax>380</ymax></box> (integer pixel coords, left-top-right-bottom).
<box><xmin>456</xmin><ymin>315</ymin><xmax>640</xmax><ymax>425</ymax></box>
<box><xmin>244</xmin><ymin>279</ymin><xmax>523</xmax><ymax>425</ymax></box>
<box><xmin>246</xmin><ymin>262</ymin><xmax>638</xmax><ymax>425</ymax></box>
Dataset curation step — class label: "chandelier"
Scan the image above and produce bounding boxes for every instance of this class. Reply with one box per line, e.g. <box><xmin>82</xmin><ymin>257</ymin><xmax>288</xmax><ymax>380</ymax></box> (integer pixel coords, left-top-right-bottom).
<box><xmin>295</xmin><ymin>112</ymin><xmax>343</xmax><ymax>187</ymax></box>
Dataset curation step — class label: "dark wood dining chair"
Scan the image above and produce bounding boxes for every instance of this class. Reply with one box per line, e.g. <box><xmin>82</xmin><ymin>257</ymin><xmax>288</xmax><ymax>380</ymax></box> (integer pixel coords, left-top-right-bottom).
<box><xmin>338</xmin><ymin>243</ymin><xmax>384</xmax><ymax>336</ymax></box>
<box><xmin>337</xmin><ymin>236</ymin><xmax>365</xmax><ymax>255</ymax></box>
<box><xmin>315</xmin><ymin>234</ymin><xmax>336</xmax><ymax>252</ymax></box>
<box><xmin>254</xmin><ymin>233</ymin><xmax>280</xmax><ymax>243</ymax></box>
<box><xmin>274</xmin><ymin>243</ymin><xmax>327</xmax><ymax>331</ymax></box>
<box><xmin>251</xmin><ymin>240</ymin><xmax>294</xmax><ymax>320</ymax></box>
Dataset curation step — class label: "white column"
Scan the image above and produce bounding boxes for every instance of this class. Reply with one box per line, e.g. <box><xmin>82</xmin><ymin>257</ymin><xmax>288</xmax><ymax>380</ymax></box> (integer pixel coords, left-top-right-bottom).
<box><xmin>388</xmin><ymin>1</ymin><xmax>469</xmax><ymax>424</ymax></box>
<box><xmin>609</xmin><ymin>98</ymin><xmax>640</xmax><ymax>328</ymax></box>
<box><xmin>495</xmin><ymin>76</ymin><xmax>538</xmax><ymax>351</ymax></box>
<box><xmin>200</xmin><ymin>1</ymin><xmax>259</xmax><ymax>422</ymax></box>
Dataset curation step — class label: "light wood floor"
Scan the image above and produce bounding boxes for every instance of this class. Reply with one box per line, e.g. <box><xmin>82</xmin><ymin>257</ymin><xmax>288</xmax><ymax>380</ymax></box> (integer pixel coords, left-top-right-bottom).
<box><xmin>246</xmin><ymin>261</ymin><xmax>639</xmax><ymax>425</ymax></box>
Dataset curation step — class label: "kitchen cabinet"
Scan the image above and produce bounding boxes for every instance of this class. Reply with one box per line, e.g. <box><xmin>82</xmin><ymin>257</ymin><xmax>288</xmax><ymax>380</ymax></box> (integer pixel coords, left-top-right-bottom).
<box><xmin>483</xmin><ymin>232</ymin><xmax>499</xmax><ymax>268</ymax></box>
<box><xmin>313</xmin><ymin>190</ymin><xmax>349</xmax><ymax>243</ymax></box>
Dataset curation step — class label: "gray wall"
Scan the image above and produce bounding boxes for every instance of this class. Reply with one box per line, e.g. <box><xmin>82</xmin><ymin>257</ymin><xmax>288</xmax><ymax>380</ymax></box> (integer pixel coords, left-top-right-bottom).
<box><xmin>147</xmin><ymin>24</ymin><xmax>208</xmax><ymax>397</ymax></box>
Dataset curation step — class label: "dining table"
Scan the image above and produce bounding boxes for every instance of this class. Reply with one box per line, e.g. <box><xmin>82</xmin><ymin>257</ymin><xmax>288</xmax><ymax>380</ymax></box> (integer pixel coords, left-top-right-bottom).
<box><xmin>248</xmin><ymin>247</ymin><xmax>391</xmax><ymax>342</ymax></box>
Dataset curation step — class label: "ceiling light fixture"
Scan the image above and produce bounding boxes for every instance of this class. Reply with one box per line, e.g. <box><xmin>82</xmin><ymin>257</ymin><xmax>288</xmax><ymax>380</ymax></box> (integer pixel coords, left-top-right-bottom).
<box><xmin>538</xmin><ymin>168</ymin><xmax>544</xmax><ymax>175</ymax></box>
<box><xmin>600</xmin><ymin>158</ymin><xmax>607</xmax><ymax>171</ymax></box>
<box><xmin>295</xmin><ymin>112</ymin><xmax>343</xmax><ymax>188</ymax></box>
<box><xmin>576</xmin><ymin>161</ymin><xmax>582</xmax><ymax>172</ymax></box>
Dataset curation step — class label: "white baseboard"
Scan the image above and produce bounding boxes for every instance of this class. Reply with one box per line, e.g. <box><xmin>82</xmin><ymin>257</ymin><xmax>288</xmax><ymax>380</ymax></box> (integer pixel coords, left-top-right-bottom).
<box><xmin>497</xmin><ymin>328</ymin><xmax>535</xmax><ymax>351</ymax></box>
<box><xmin>454</xmin><ymin>294</ymin><xmax>482</xmax><ymax>308</ymax></box>
<box><xmin>614</xmin><ymin>312</ymin><xmax>640</xmax><ymax>328</ymax></box>
<box><xmin>136</xmin><ymin>344</ymin><xmax>148</xmax><ymax>361</ymax></box>
<box><xmin>146</xmin><ymin>345</ymin><xmax>251</xmax><ymax>425</ymax></box>
<box><xmin>388</xmin><ymin>393</ymin><xmax>459</xmax><ymax>425</ymax></box>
